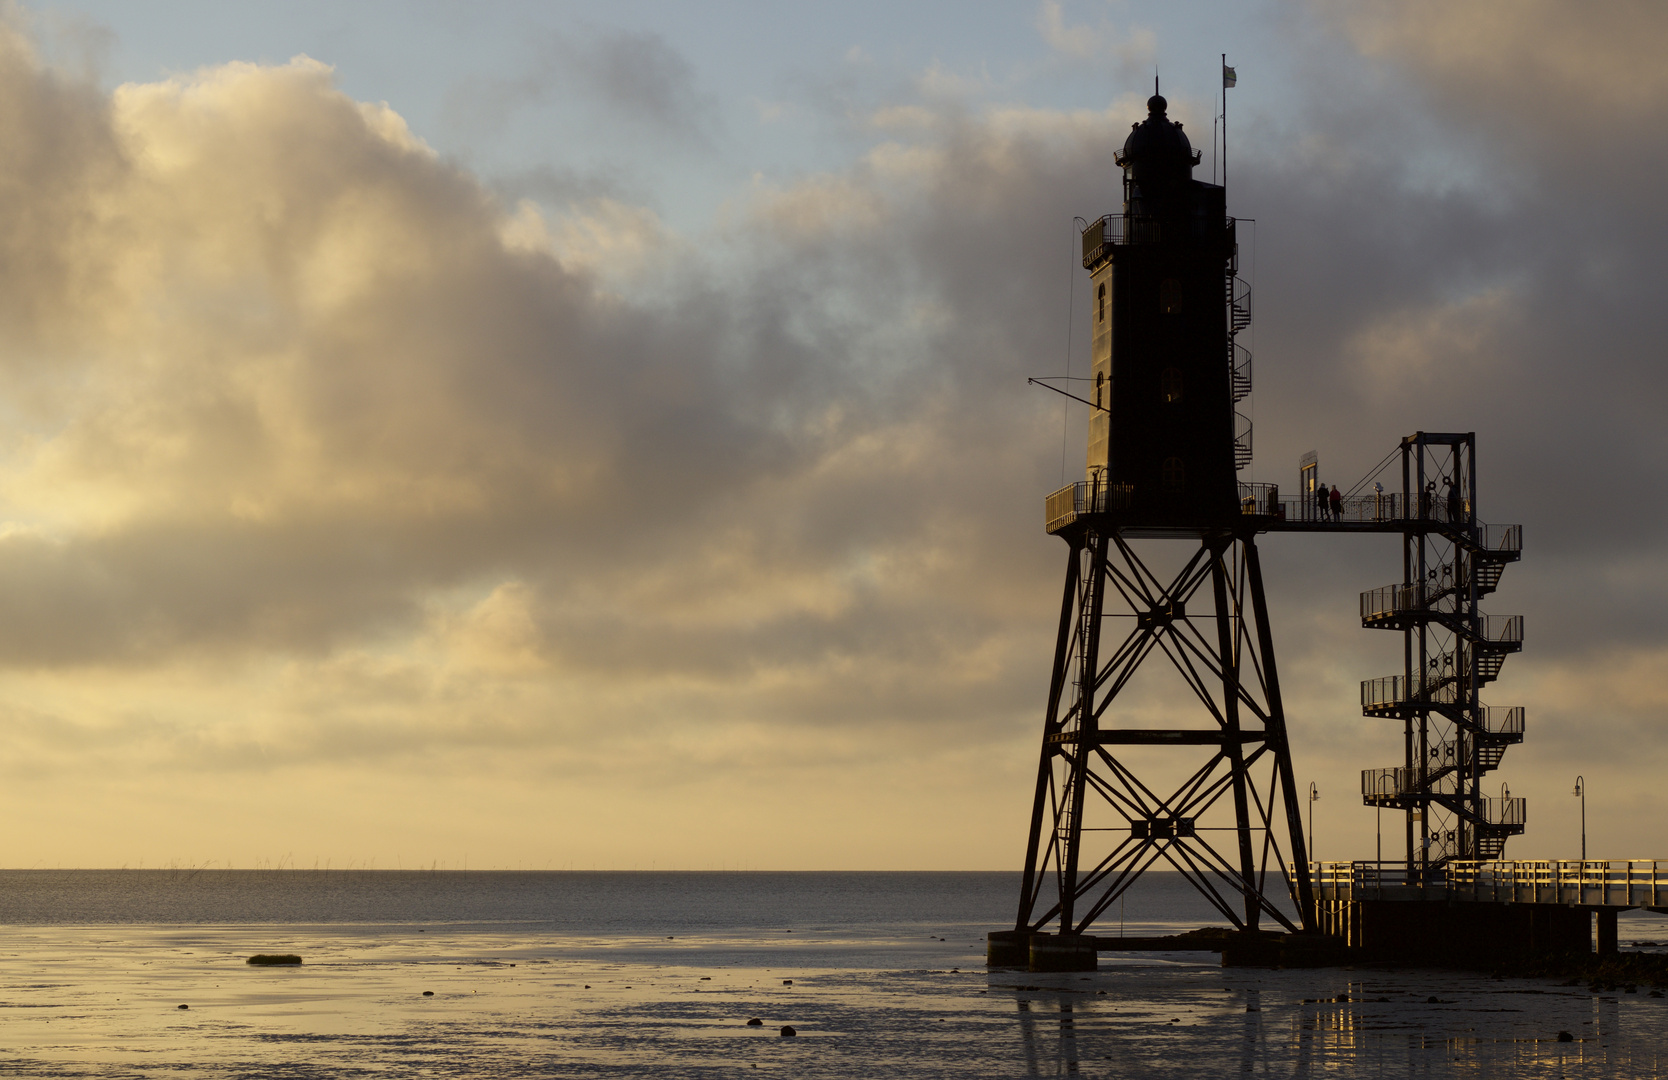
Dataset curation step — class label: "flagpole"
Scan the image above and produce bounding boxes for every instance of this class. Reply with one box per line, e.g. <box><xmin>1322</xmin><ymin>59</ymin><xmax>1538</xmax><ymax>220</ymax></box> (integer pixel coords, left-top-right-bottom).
<box><xmin>1222</xmin><ymin>53</ymin><xmax>1228</xmax><ymax>194</ymax></box>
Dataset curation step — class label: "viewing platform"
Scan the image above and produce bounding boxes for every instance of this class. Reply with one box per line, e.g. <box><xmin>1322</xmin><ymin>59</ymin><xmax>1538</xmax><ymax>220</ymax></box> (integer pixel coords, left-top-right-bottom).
<box><xmin>1042</xmin><ymin>480</ymin><xmax>1525</xmax><ymax>552</ymax></box>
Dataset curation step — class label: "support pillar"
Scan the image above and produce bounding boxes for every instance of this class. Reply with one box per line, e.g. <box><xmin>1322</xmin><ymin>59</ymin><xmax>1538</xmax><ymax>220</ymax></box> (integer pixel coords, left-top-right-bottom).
<box><xmin>1596</xmin><ymin>908</ymin><xmax>1619</xmax><ymax>956</ymax></box>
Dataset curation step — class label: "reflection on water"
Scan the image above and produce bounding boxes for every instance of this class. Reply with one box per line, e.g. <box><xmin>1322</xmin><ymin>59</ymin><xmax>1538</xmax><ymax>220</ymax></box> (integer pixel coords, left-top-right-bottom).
<box><xmin>0</xmin><ymin>921</ymin><xmax>1661</xmax><ymax>1075</ymax></box>
<box><xmin>995</xmin><ymin>964</ymin><xmax>1664</xmax><ymax>1079</ymax></box>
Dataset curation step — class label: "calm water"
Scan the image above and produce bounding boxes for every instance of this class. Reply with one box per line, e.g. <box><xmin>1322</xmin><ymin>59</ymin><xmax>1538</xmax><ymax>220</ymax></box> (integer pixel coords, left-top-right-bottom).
<box><xmin>0</xmin><ymin>871</ymin><xmax>1662</xmax><ymax>1077</ymax></box>
<box><xmin>0</xmin><ymin>870</ymin><xmax>1226</xmax><ymax>940</ymax></box>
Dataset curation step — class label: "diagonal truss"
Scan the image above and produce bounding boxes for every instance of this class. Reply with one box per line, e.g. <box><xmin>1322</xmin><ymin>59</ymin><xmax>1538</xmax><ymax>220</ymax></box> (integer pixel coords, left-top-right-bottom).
<box><xmin>1014</xmin><ymin>528</ymin><xmax>1316</xmax><ymax>936</ymax></box>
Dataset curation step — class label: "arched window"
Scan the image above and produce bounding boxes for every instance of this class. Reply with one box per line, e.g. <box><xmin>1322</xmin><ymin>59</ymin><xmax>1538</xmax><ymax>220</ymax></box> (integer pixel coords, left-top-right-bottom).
<box><xmin>1161</xmin><ymin>457</ymin><xmax>1185</xmax><ymax>491</ymax></box>
<box><xmin>1160</xmin><ymin>277</ymin><xmax>1182</xmax><ymax>314</ymax></box>
<box><xmin>1161</xmin><ymin>367</ymin><xmax>1182</xmax><ymax>403</ymax></box>
<box><xmin>1097</xmin><ymin>283</ymin><xmax>1106</xmax><ymax>323</ymax></box>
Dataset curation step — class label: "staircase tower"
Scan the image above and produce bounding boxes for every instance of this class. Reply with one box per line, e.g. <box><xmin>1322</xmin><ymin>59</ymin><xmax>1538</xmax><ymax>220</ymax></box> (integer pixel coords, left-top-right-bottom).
<box><xmin>1358</xmin><ymin>434</ymin><xmax>1526</xmax><ymax>869</ymax></box>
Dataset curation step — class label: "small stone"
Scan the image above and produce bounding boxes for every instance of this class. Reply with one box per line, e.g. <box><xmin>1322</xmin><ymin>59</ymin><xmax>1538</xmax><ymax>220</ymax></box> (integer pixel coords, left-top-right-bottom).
<box><xmin>780</xmin><ymin>1025</ymin><xmax>797</xmax><ymax>1037</ymax></box>
<box><xmin>1557</xmin><ymin>1031</ymin><xmax>1574</xmax><ymax>1042</ymax></box>
<box><xmin>1427</xmin><ymin>996</ymin><xmax>1440</xmax><ymax>1004</ymax></box>
<box><xmin>1246</xmin><ymin>1006</ymin><xmax>1260</xmax><ymax>1012</ymax></box>
<box><xmin>583</xmin><ymin>985</ymin><xmax>590</xmax><ymax>989</ymax></box>
<box><xmin>745</xmin><ymin>1018</ymin><xmax>763</xmax><ymax>1027</ymax></box>
<box><xmin>178</xmin><ymin>1004</ymin><xmax>189</xmax><ymax>1010</ymax></box>
<box><xmin>1650</xmin><ymin>990</ymin><xmax>1664</xmax><ymax>998</ymax></box>
<box><xmin>700</xmin><ymin>976</ymin><xmax>711</xmax><ymax>981</ymax></box>
<box><xmin>782</xmin><ymin>979</ymin><xmax>793</xmax><ymax>986</ymax></box>
<box><xmin>422</xmin><ymin>991</ymin><xmax>434</xmax><ymax>997</ymax></box>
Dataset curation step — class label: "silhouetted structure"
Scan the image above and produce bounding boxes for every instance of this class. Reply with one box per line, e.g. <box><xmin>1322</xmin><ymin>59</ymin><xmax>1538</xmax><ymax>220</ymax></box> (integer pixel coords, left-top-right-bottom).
<box><xmin>1354</xmin><ymin>435</ymin><xmax>1526</xmax><ymax>865</ymax></box>
<box><xmin>990</xmin><ymin>94</ymin><xmax>1312</xmax><ymax>973</ymax></box>
<box><xmin>994</xmin><ymin>92</ymin><xmax>1552</xmax><ymax>973</ymax></box>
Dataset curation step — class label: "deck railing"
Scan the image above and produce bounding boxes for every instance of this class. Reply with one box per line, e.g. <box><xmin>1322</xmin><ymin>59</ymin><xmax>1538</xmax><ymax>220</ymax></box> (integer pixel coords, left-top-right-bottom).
<box><xmin>1447</xmin><ymin>860</ymin><xmax>1668</xmax><ymax>905</ymax></box>
<box><xmin>1308</xmin><ymin>860</ymin><xmax>1668</xmax><ymax>906</ymax></box>
<box><xmin>1237</xmin><ymin>482</ymin><xmax>1279</xmax><ymax>516</ymax></box>
<box><xmin>1044</xmin><ymin>479</ymin><xmax>1135</xmax><ymax>531</ymax></box>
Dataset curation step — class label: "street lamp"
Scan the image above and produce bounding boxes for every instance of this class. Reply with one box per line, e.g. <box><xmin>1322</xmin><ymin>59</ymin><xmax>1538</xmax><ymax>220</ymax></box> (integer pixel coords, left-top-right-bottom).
<box><xmin>1308</xmin><ymin>781</ymin><xmax>1320</xmax><ymax>868</ymax></box>
<box><xmin>1573</xmin><ymin>776</ymin><xmax>1585</xmax><ymax>862</ymax></box>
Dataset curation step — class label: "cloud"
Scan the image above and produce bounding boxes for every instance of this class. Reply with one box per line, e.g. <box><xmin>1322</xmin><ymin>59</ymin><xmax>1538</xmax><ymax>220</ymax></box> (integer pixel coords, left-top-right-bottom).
<box><xmin>0</xmin><ymin>4</ymin><xmax>1662</xmax><ymax>864</ymax></box>
<box><xmin>1035</xmin><ymin>1</ymin><xmax>1157</xmax><ymax>70</ymax></box>
<box><xmin>440</xmin><ymin>27</ymin><xmax>719</xmax><ymax>149</ymax></box>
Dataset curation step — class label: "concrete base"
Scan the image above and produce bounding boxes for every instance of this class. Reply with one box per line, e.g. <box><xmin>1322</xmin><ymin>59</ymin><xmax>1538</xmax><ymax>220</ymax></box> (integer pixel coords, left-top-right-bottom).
<box><xmin>985</xmin><ymin>931</ymin><xmax>1031</xmax><ymax>969</ymax></box>
<box><xmin>1596</xmin><ymin>908</ymin><xmax>1618</xmax><ymax>956</ymax></box>
<box><xmin>1028</xmin><ymin>934</ymin><xmax>1098</xmax><ymax>972</ymax></box>
<box><xmin>1350</xmin><ymin>900</ymin><xmax>1591</xmax><ymax>962</ymax></box>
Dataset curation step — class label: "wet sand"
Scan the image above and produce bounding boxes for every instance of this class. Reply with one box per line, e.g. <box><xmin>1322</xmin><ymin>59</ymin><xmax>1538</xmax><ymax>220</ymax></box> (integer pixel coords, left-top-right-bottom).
<box><xmin>0</xmin><ymin>924</ymin><xmax>1663</xmax><ymax>1077</ymax></box>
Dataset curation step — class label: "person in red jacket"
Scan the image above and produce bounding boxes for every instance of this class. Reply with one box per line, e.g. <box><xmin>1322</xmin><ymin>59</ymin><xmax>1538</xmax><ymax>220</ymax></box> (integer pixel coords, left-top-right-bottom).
<box><xmin>1328</xmin><ymin>484</ymin><xmax>1343</xmax><ymax>521</ymax></box>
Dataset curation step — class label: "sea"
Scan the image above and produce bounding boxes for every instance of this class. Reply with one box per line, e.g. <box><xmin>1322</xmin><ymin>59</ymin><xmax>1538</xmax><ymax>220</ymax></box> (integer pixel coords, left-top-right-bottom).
<box><xmin>0</xmin><ymin>869</ymin><xmax>1663</xmax><ymax>1077</ymax></box>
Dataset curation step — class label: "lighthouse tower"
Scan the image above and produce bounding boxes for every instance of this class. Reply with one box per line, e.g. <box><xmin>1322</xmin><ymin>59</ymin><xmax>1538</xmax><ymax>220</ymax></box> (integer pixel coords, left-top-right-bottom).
<box><xmin>1082</xmin><ymin>93</ymin><xmax>1243</xmax><ymax>528</ymax></box>
<box><xmin>993</xmin><ymin>92</ymin><xmax>1313</xmax><ymax>972</ymax></box>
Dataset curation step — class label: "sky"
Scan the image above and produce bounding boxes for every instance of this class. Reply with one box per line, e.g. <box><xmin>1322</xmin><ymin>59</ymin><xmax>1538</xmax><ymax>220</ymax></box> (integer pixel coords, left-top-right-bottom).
<box><xmin>0</xmin><ymin>0</ymin><xmax>1663</xmax><ymax>871</ymax></box>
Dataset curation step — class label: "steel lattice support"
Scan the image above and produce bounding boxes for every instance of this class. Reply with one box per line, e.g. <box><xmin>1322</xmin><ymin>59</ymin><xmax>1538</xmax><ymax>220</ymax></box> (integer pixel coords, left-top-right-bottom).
<box><xmin>1013</xmin><ymin>527</ymin><xmax>1316</xmax><ymax>937</ymax></box>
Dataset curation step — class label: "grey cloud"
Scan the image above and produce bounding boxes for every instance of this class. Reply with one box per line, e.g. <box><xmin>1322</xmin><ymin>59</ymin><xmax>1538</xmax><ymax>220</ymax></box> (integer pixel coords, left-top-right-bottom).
<box><xmin>440</xmin><ymin>27</ymin><xmax>719</xmax><ymax>148</ymax></box>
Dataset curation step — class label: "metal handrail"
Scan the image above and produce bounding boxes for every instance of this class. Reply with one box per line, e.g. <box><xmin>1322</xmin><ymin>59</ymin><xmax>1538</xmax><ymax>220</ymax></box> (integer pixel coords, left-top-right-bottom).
<box><xmin>1481</xmin><ymin>796</ymin><xmax>1526</xmax><ymax>827</ymax></box>
<box><xmin>1238</xmin><ymin>482</ymin><xmax>1278</xmax><ymax>516</ymax></box>
<box><xmin>1361</xmin><ymin>673</ymin><xmax>1460</xmax><ymax>709</ymax></box>
<box><xmin>1360</xmin><ymin>582</ymin><xmax>1437</xmax><ymax>620</ymax></box>
<box><xmin>1082</xmin><ymin>210</ymin><xmax>1228</xmax><ymax>265</ymax></box>
<box><xmin>1480</xmin><ymin>614</ymin><xmax>1523</xmax><ymax>645</ymax></box>
<box><xmin>1480</xmin><ymin>706</ymin><xmax>1524</xmax><ymax>736</ymax></box>
<box><xmin>1044</xmin><ymin>479</ymin><xmax>1135</xmax><ymax>530</ymax></box>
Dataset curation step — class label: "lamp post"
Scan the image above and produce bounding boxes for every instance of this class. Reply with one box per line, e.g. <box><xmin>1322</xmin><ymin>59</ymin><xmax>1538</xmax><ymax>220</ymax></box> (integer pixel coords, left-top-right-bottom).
<box><xmin>1308</xmin><ymin>781</ymin><xmax>1320</xmax><ymax>870</ymax></box>
<box><xmin>1573</xmin><ymin>776</ymin><xmax>1585</xmax><ymax>862</ymax></box>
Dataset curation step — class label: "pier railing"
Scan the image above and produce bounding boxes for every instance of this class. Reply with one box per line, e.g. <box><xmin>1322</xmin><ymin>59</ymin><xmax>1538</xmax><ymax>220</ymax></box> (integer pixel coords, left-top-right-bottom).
<box><xmin>1306</xmin><ymin>859</ymin><xmax>1668</xmax><ymax>907</ymax></box>
<box><xmin>1447</xmin><ymin>860</ymin><xmax>1668</xmax><ymax>906</ymax></box>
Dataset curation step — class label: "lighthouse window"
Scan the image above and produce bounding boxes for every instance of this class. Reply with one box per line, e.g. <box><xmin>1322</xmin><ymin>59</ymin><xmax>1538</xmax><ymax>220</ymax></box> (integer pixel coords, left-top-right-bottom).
<box><xmin>1095</xmin><ymin>371</ymin><xmax>1104</xmax><ymax>409</ymax></box>
<box><xmin>1161</xmin><ymin>367</ymin><xmax>1183</xmax><ymax>403</ymax></box>
<box><xmin>1160</xmin><ymin>278</ymin><xmax>1182</xmax><ymax>314</ymax></box>
<box><xmin>1097</xmin><ymin>283</ymin><xmax>1106</xmax><ymax>323</ymax></box>
<box><xmin>1161</xmin><ymin>457</ymin><xmax>1186</xmax><ymax>491</ymax></box>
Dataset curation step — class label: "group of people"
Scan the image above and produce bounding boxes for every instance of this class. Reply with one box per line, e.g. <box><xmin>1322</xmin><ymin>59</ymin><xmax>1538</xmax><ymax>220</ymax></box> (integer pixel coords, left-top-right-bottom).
<box><xmin>1312</xmin><ymin>481</ymin><xmax>1345</xmax><ymax>521</ymax></box>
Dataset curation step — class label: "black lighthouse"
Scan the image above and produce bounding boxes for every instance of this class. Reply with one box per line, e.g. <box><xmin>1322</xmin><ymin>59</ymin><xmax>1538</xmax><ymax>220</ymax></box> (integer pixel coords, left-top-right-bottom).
<box><xmin>993</xmin><ymin>90</ymin><xmax>1312</xmax><ymax>972</ymax></box>
<box><xmin>1083</xmin><ymin>93</ymin><xmax>1241</xmax><ymax>530</ymax></box>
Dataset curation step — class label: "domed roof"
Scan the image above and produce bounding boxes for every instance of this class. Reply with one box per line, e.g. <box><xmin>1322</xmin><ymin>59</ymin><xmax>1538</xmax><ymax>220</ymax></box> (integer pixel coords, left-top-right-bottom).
<box><xmin>1121</xmin><ymin>95</ymin><xmax>1192</xmax><ymax>164</ymax></box>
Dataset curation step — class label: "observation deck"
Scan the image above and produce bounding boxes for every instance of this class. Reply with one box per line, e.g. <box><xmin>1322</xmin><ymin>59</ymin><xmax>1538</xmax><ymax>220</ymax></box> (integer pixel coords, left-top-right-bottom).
<box><xmin>1043</xmin><ymin>479</ymin><xmax>1525</xmax><ymax>550</ymax></box>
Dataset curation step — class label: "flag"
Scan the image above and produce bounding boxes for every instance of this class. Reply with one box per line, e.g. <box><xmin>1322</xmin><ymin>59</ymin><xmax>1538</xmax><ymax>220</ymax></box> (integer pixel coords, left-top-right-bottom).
<box><xmin>1223</xmin><ymin>65</ymin><xmax>1237</xmax><ymax>89</ymax></box>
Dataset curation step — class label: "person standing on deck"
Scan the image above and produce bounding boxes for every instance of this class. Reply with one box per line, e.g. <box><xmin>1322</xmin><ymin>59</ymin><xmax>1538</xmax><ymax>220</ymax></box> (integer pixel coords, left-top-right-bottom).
<box><xmin>1328</xmin><ymin>484</ymin><xmax>1343</xmax><ymax>522</ymax></box>
<box><xmin>1445</xmin><ymin>477</ymin><xmax>1461</xmax><ymax>523</ymax></box>
<box><xmin>1315</xmin><ymin>482</ymin><xmax>1329</xmax><ymax>521</ymax></box>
